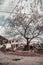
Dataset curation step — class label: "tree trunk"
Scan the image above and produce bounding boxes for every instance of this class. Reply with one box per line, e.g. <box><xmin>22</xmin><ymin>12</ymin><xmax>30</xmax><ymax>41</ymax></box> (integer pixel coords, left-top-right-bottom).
<box><xmin>23</xmin><ymin>38</ymin><xmax>30</xmax><ymax>51</ymax></box>
<box><xmin>27</xmin><ymin>38</ymin><xmax>29</xmax><ymax>46</ymax></box>
<box><xmin>26</xmin><ymin>38</ymin><xmax>30</xmax><ymax>49</ymax></box>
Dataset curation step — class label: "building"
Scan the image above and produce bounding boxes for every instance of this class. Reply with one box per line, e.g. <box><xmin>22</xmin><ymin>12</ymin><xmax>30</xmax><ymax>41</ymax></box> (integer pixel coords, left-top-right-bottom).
<box><xmin>0</xmin><ymin>35</ymin><xmax>8</xmax><ymax>45</ymax></box>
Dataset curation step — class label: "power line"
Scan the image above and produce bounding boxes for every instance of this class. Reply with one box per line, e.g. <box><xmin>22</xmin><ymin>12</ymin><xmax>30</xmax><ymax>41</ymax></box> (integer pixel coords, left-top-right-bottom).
<box><xmin>0</xmin><ymin>11</ymin><xmax>15</xmax><ymax>13</ymax></box>
<box><xmin>0</xmin><ymin>11</ymin><xmax>31</xmax><ymax>15</ymax></box>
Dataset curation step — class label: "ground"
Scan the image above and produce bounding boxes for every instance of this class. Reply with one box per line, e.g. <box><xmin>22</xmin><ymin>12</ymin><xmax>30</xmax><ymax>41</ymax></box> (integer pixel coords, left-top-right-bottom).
<box><xmin>0</xmin><ymin>51</ymin><xmax>43</xmax><ymax>65</ymax></box>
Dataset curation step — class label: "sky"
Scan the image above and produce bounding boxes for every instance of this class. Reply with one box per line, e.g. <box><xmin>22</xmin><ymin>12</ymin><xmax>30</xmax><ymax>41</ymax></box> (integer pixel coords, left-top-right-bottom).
<box><xmin>0</xmin><ymin>0</ymin><xmax>43</xmax><ymax>41</ymax></box>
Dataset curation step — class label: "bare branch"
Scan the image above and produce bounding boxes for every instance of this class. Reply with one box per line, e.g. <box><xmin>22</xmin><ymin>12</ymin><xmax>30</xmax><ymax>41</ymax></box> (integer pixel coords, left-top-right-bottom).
<box><xmin>15</xmin><ymin>27</ymin><xmax>24</xmax><ymax>37</ymax></box>
<box><xmin>30</xmin><ymin>32</ymin><xmax>40</xmax><ymax>41</ymax></box>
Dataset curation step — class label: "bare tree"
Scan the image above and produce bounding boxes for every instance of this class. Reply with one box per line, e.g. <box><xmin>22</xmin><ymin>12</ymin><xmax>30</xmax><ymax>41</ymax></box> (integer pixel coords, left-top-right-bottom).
<box><xmin>6</xmin><ymin>9</ymin><xmax>43</xmax><ymax>50</ymax></box>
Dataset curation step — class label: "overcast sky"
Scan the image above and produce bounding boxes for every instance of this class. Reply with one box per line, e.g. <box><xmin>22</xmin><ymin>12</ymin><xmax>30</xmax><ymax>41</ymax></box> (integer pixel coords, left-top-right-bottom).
<box><xmin>0</xmin><ymin>0</ymin><xmax>43</xmax><ymax>40</ymax></box>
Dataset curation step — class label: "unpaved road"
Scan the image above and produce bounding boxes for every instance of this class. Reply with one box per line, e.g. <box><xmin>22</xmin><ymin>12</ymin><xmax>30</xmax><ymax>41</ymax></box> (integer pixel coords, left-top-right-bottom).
<box><xmin>0</xmin><ymin>51</ymin><xmax>43</xmax><ymax>65</ymax></box>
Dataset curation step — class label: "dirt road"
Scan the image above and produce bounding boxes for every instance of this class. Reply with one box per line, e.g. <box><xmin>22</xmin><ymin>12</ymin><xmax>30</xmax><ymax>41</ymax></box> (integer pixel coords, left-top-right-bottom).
<box><xmin>0</xmin><ymin>51</ymin><xmax>43</xmax><ymax>65</ymax></box>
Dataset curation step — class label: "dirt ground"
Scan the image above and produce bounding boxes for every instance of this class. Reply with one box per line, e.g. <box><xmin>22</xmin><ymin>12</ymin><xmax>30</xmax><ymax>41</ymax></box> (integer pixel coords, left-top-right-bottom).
<box><xmin>0</xmin><ymin>51</ymin><xmax>43</xmax><ymax>65</ymax></box>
